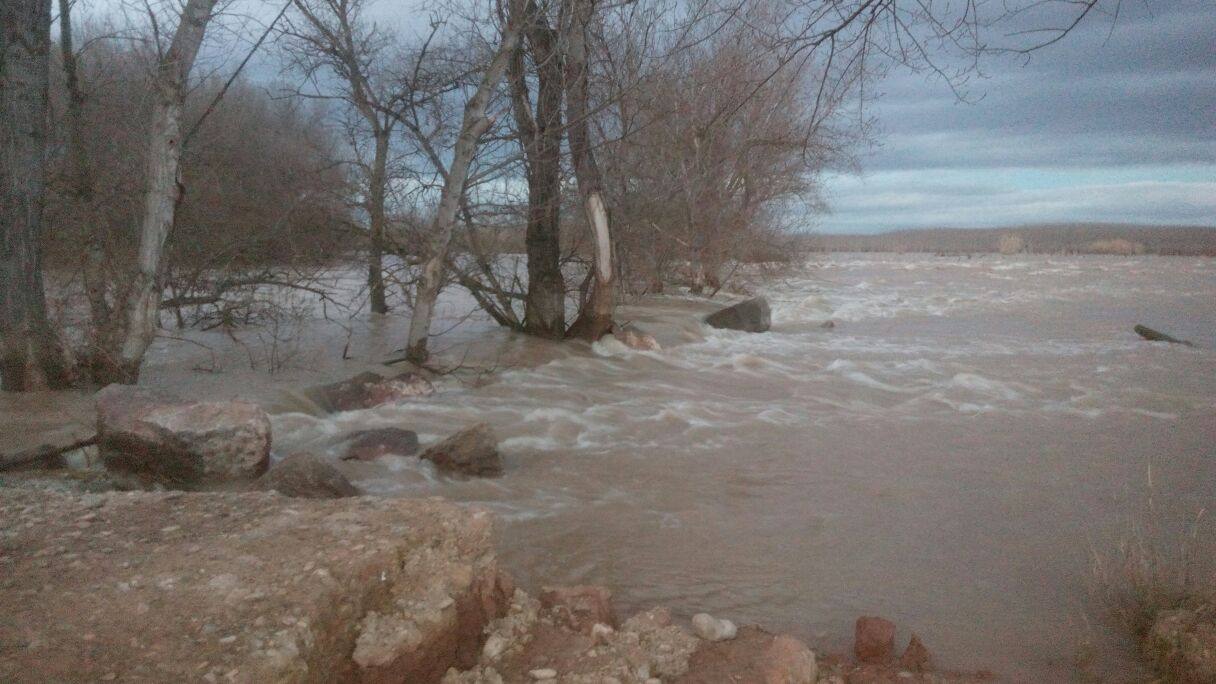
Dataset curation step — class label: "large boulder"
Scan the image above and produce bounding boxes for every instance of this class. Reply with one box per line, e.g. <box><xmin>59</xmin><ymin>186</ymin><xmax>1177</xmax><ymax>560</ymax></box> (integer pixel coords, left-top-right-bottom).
<box><xmin>703</xmin><ymin>297</ymin><xmax>771</xmax><ymax>333</ymax></box>
<box><xmin>0</xmin><ymin>489</ymin><xmax>513</xmax><ymax>683</ymax></box>
<box><xmin>342</xmin><ymin>427</ymin><xmax>420</xmax><ymax>462</ymax></box>
<box><xmin>305</xmin><ymin>371</ymin><xmax>435</xmax><ymax>413</ymax></box>
<box><xmin>853</xmin><ymin>615</ymin><xmax>896</xmax><ymax>664</ymax></box>
<box><xmin>96</xmin><ymin>384</ymin><xmax>270</xmax><ymax>489</ymax></box>
<box><xmin>419</xmin><ymin>423</ymin><xmax>503</xmax><ymax>477</ymax></box>
<box><xmin>257</xmin><ymin>452</ymin><xmax>359</xmax><ymax>498</ymax></box>
<box><xmin>680</xmin><ymin>626</ymin><xmax>817</xmax><ymax>683</ymax></box>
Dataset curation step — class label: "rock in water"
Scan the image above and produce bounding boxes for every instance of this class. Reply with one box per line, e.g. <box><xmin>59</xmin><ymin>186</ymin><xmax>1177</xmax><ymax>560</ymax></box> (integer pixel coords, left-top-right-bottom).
<box><xmin>304</xmin><ymin>371</ymin><xmax>435</xmax><ymax>413</ymax></box>
<box><xmin>613</xmin><ymin>325</ymin><xmax>662</xmax><ymax>351</ymax></box>
<box><xmin>703</xmin><ymin>297</ymin><xmax>771</xmax><ymax>333</ymax></box>
<box><xmin>95</xmin><ymin>384</ymin><xmax>270</xmax><ymax>489</ymax></box>
<box><xmin>899</xmin><ymin>633</ymin><xmax>932</xmax><ymax>672</ymax></box>
<box><xmin>540</xmin><ymin>585</ymin><xmax>617</xmax><ymax>635</ymax></box>
<box><xmin>853</xmin><ymin>615</ymin><xmax>896</xmax><ymax>663</ymax></box>
<box><xmin>1134</xmin><ymin>324</ymin><xmax>1194</xmax><ymax>346</ymax></box>
<box><xmin>258</xmin><ymin>452</ymin><xmax>359</xmax><ymax>498</ymax></box>
<box><xmin>692</xmin><ymin>613</ymin><xmax>738</xmax><ymax>641</ymax></box>
<box><xmin>342</xmin><ymin>427</ymin><xmax>420</xmax><ymax>461</ymax></box>
<box><xmin>420</xmin><ymin>423</ymin><xmax>503</xmax><ymax>477</ymax></box>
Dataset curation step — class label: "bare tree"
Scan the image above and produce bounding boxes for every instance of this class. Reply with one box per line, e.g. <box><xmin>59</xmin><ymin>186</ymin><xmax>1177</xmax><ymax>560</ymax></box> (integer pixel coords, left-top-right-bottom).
<box><xmin>510</xmin><ymin>0</ymin><xmax>565</xmax><ymax>338</ymax></box>
<box><xmin>281</xmin><ymin>0</ymin><xmax>407</xmax><ymax>316</ymax></box>
<box><xmin>403</xmin><ymin>0</ymin><xmax>527</xmax><ymax>363</ymax></box>
<box><xmin>0</xmin><ymin>0</ymin><xmax>73</xmax><ymax>390</ymax></box>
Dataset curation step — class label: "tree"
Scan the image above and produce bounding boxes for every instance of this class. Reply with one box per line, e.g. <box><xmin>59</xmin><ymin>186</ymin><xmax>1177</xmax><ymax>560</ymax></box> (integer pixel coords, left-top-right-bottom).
<box><xmin>403</xmin><ymin>0</ymin><xmax>528</xmax><ymax>363</ymax></box>
<box><xmin>0</xmin><ymin>0</ymin><xmax>72</xmax><ymax>390</ymax></box>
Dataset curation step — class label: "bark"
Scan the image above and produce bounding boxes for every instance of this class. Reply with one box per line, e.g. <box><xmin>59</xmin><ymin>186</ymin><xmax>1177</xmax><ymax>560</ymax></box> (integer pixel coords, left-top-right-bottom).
<box><xmin>367</xmin><ymin>130</ymin><xmax>389</xmax><ymax>314</ymax></box>
<box><xmin>0</xmin><ymin>0</ymin><xmax>72</xmax><ymax>390</ymax></box>
<box><xmin>563</xmin><ymin>0</ymin><xmax>615</xmax><ymax>341</ymax></box>
<box><xmin>404</xmin><ymin>2</ymin><xmax>525</xmax><ymax>364</ymax></box>
<box><xmin>116</xmin><ymin>0</ymin><xmax>219</xmax><ymax>383</ymax></box>
<box><xmin>511</xmin><ymin>0</ymin><xmax>565</xmax><ymax>339</ymax></box>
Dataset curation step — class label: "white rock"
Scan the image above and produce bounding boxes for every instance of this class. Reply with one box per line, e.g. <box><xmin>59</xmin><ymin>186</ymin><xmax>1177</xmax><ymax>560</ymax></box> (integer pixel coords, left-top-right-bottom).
<box><xmin>529</xmin><ymin>668</ymin><xmax>558</xmax><ymax>680</ymax></box>
<box><xmin>691</xmin><ymin>613</ymin><xmax>737</xmax><ymax>642</ymax></box>
<box><xmin>482</xmin><ymin>634</ymin><xmax>509</xmax><ymax>661</ymax></box>
<box><xmin>590</xmin><ymin>622</ymin><xmax>614</xmax><ymax>644</ymax></box>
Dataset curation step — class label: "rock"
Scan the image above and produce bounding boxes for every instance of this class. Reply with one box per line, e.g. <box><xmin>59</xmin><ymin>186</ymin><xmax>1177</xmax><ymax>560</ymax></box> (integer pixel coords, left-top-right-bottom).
<box><xmin>898</xmin><ymin>633</ymin><xmax>931</xmax><ymax>672</ymax></box>
<box><xmin>529</xmin><ymin>668</ymin><xmax>558</xmax><ymax>680</ymax></box>
<box><xmin>342</xmin><ymin>427</ymin><xmax>420</xmax><ymax>462</ymax></box>
<box><xmin>613</xmin><ymin>325</ymin><xmax>662</xmax><ymax>351</ymax></box>
<box><xmin>820</xmin><ymin>320</ymin><xmax>836</xmax><ymax>329</ymax></box>
<box><xmin>680</xmin><ymin>625</ymin><xmax>816</xmax><ymax>684</ymax></box>
<box><xmin>0</xmin><ymin>488</ymin><xmax>512</xmax><ymax>683</ymax></box>
<box><xmin>95</xmin><ymin>384</ymin><xmax>270</xmax><ymax>489</ymax></box>
<box><xmin>540</xmin><ymin>585</ymin><xmax>618</xmax><ymax>635</ymax></box>
<box><xmin>691</xmin><ymin>613</ymin><xmax>738</xmax><ymax>642</ymax></box>
<box><xmin>305</xmin><ymin>371</ymin><xmax>435</xmax><ymax>413</ymax></box>
<box><xmin>853</xmin><ymin>616</ymin><xmax>896</xmax><ymax>664</ymax></box>
<box><xmin>257</xmin><ymin>452</ymin><xmax>358</xmax><ymax>498</ymax></box>
<box><xmin>1145</xmin><ymin>607</ymin><xmax>1216</xmax><ymax>683</ymax></box>
<box><xmin>419</xmin><ymin>423</ymin><xmax>503</xmax><ymax>477</ymax></box>
<box><xmin>623</xmin><ymin>607</ymin><xmax>673</xmax><ymax>632</ymax></box>
<box><xmin>703</xmin><ymin>297</ymin><xmax>771</xmax><ymax>333</ymax></box>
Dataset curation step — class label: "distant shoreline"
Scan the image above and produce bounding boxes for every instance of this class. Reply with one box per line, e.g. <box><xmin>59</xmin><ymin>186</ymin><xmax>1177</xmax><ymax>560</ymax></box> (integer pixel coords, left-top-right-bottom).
<box><xmin>805</xmin><ymin>223</ymin><xmax>1216</xmax><ymax>256</ymax></box>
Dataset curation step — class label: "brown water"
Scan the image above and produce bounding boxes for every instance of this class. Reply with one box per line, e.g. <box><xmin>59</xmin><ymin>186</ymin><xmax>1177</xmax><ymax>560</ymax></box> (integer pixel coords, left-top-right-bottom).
<box><xmin>10</xmin><ymin>254</ymin><xmax>1216</xmax><ymax>680</ymax></box>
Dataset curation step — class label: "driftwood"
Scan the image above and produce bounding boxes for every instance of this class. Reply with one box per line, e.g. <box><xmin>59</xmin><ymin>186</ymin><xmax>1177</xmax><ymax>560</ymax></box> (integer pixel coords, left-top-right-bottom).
<box><xmin>0</xmin><ymin>436</ymin><xmax>98</xmax><ymax>472</ymax></box>
<box><xmin>1134</xmin><ymin>324</ymin><xmax>1194</xmax><ymax>347</ymax></box>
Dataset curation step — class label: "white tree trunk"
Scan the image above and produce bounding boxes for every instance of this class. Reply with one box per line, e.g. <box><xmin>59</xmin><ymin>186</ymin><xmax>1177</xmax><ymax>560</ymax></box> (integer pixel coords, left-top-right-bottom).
<box><xmin>117</xmin><ymin>0</ymin><xmax>218</xmax><ymax>382</ymax></box>
<box><xmin>404</xmin><ymin>3</ymin><xmax>525</xmax><ymax>363</ymax></box>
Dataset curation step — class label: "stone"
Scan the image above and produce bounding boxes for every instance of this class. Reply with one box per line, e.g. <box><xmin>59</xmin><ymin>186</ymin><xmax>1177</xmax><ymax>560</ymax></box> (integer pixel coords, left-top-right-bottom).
<box><xmin>540</xmin><ymin>586</ymin><xmax>618</xmax><ymax>635</ymax></box>
<box><xmin>623</xmin><ymin>607</ymin><xmax>673</xmax><ymax>632</ymax></box>
<box><xmin>95</xmin><ymin>384</ymin><xmax>270</xmax><ymax>489</ymax></box>
<box><xmin>820</xmin><ymin>320</ymin><xmax>836</xmax><ymax>329</ymax></box>
<box><xmin>529</xmin><ymin>668</ymin><xmax>558</xmax><ymax>680</ymax></box>
<box><xmin>0</xmin><ymin>488</ymin><xmax>512</xmax><ymax>683</ymax></box>
<box><xmin>257</xmin><ymin>452</ymin><xmax>359</xmax><ymax>498</ymax></box>
<box><xmin>613</xmin><ymin>325</ymin><xmax>662</xmax><ymax>351</ymax></box>
<box><xmin>680</xmin><ymin>625</ymin><xmax>815</xmax><ymax>684</ymax></box>
<box><xmin>854</xmin><ymin>616</ymin><xmax>896</xmax><ymax>664</ymax></box>
<box><xmin>1145</xmin><ymin>607</ymin><xmax>1216</xmax><ymax>683</ymax></box>
<box><xmin>305</xmin><ymin>371</ymin><xmax>435</xmax><ymax>413</ymax></box>
<box><xmin>898</xmin><ymin>633</ymin><xmax>931</xmax><ymax>672</ymax></box>
<box><xmin>420</xmin><ymin>423</ymin><xmax>503</xmax><ymax>477</ymax></box>
<box><xmin>342</xmin><ymin>427</ymin><xmax>420</xmax><ymax>461</ymax></box>
<box><xmin>703</xmin><ymin>297</ymin><xmax>771</xmax><ymax>333</ymax></box>
<box><xmin>691</xmin><ymin>613</ymin><xmax>737</xmax><ymax>642</ymax></box>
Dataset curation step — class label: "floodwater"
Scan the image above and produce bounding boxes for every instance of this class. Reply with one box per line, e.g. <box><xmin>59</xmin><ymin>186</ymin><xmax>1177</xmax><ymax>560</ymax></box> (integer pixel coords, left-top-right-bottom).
<box><xmin>12</xmin><ymin>254</ymin><xmax>1216</xmax><ymax>680</ymax></box>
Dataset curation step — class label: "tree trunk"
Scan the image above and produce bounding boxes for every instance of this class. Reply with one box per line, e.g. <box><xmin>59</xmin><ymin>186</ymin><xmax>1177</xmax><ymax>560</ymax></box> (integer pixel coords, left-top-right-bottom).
<box><xmin>563</xmin><ymin>0</ymin><xmax>615</xmax><ymax>341</ymax></box>
<box><xmin>0</xmin><ymin>0</ymin><xmax>72</xmax><ymax>390</ymax></box>
<box><xmin>404</xmin><ymin>2</ymin><xmax>525</xmax><ymax>364</ymax></box>
<box><xmin>367</xmin><ymin>130</ymin><xmax>389</xmax><ymax>314</ymax></box>
<box><xmin>116</xmin><ymin>0</ymin><xmax>218</xmax><ymax>383</ymax></box>
<box><xmin>512</xmin><ymin>0</ymin><xmax>565</xmax><ymax>339</ymax></box>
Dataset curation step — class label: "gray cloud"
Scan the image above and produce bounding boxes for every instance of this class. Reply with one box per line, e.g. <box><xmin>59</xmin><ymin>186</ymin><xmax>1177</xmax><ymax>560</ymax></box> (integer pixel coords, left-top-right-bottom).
<box><xmin>823</xmin><ymin>1</ymin><xmax>1216</xmax><ymax>232</ymax></box>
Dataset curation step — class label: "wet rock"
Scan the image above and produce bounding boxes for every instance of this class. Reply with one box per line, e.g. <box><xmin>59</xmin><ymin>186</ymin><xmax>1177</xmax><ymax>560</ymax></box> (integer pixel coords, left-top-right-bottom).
<box><xmin>680</xmin><ymin>625</ymin><xmax>815</xmax><ymax>683</ymax></box>
<box><xmin>854</xmin><ymin>616</ymin><xmax>896</xmax><ymax>664</ymax></box>
<box><xmin>420</xmin><ymin>423</ymin><xmax>503</xmax><ymax>477</ymax></box>
<box><xmin>305</xmin><ymin>370</ymin><xmax>435</xmax><ymax>413</ymax></box>
<box><xmin>899</xmin><ymin>633</ymin><xmax>932</xmax><ymax>672</ymax></box>
<box><xmin>540</xmin><ymin>585</ymin><xmax>618</xmax><ymax>635</ymax></box>
<box><xmin>1145</xmin><ymin>606</ymin><xmax>1216</xmax><ymax>683</ymax></box>
<box><xmin>703</xmin><ymin>297</ymin><xmax>771</xmax><ymax>333</ymax></box>
<box><xmin>95</xmin><ymin>384</ymin><xmax>270</xmax><ymax>489</ymax></box>
<box><xmin>820</xmin><ymin>320</ymin><xmax>836</xmax><ymax>329</ymax></box>
<box><xmin>0</xmin><ymin>488</ymin><xmax>511</xmax><ymax>683</ymax></box>
<box><xmin>257</xmin><ymin>452</ymin><xmax>358</xmax><ymax>498</ymax></box>
<box><xmin>613</xmin><ymin>325</ymin><xmax>662</xmax><ymax>351</ymax></box>
<box><xmin>691</xmin><ymin>613</ymin><xmax>738</xmax><ymax>642</ymax></box>
<box><xmin>342</xmin><ymin>427</ymin><xmax>420</xmax><ymax>462</ymax></box>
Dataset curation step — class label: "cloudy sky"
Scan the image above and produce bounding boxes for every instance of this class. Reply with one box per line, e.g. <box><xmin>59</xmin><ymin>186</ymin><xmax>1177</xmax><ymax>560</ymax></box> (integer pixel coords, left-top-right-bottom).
<box><xmin>818</xmin><ymin>1</ymin><xmax>1216</xmax><ymax>233</ymax></box>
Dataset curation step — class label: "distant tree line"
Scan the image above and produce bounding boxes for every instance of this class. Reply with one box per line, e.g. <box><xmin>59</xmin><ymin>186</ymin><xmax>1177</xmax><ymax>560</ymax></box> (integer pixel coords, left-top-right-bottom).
<box><xmin>809</xmin><ymin>224</ymin><xmax>1216</xmax><ymax>256</ymax></box>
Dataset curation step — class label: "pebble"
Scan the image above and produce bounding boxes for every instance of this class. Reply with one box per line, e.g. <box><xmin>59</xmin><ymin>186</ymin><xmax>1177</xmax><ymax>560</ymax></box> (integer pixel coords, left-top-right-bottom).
<box><xmin>691</xmin><ymin>613</ymin><xmax>737</xmax><ymax>642</ymax></box>
<box><xmin>529</xmin><ymin>669</ymin><xmax>558</xmax><ymax>680</ymax></box>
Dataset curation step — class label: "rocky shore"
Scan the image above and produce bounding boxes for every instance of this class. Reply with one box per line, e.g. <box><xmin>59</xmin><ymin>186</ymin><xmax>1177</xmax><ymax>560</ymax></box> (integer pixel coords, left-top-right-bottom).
<box><xmin>0</xmin><ymin>486</ymin><xmax>993</xmax><ymax>683</ymax></box>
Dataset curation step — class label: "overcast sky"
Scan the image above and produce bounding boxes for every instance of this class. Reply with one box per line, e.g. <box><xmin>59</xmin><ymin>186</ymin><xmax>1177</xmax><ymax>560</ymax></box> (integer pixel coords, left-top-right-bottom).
<box><xmin>819</xmin><ymin>1</ymin><xmax>1216</xmax><ymax>233</ymax></box>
